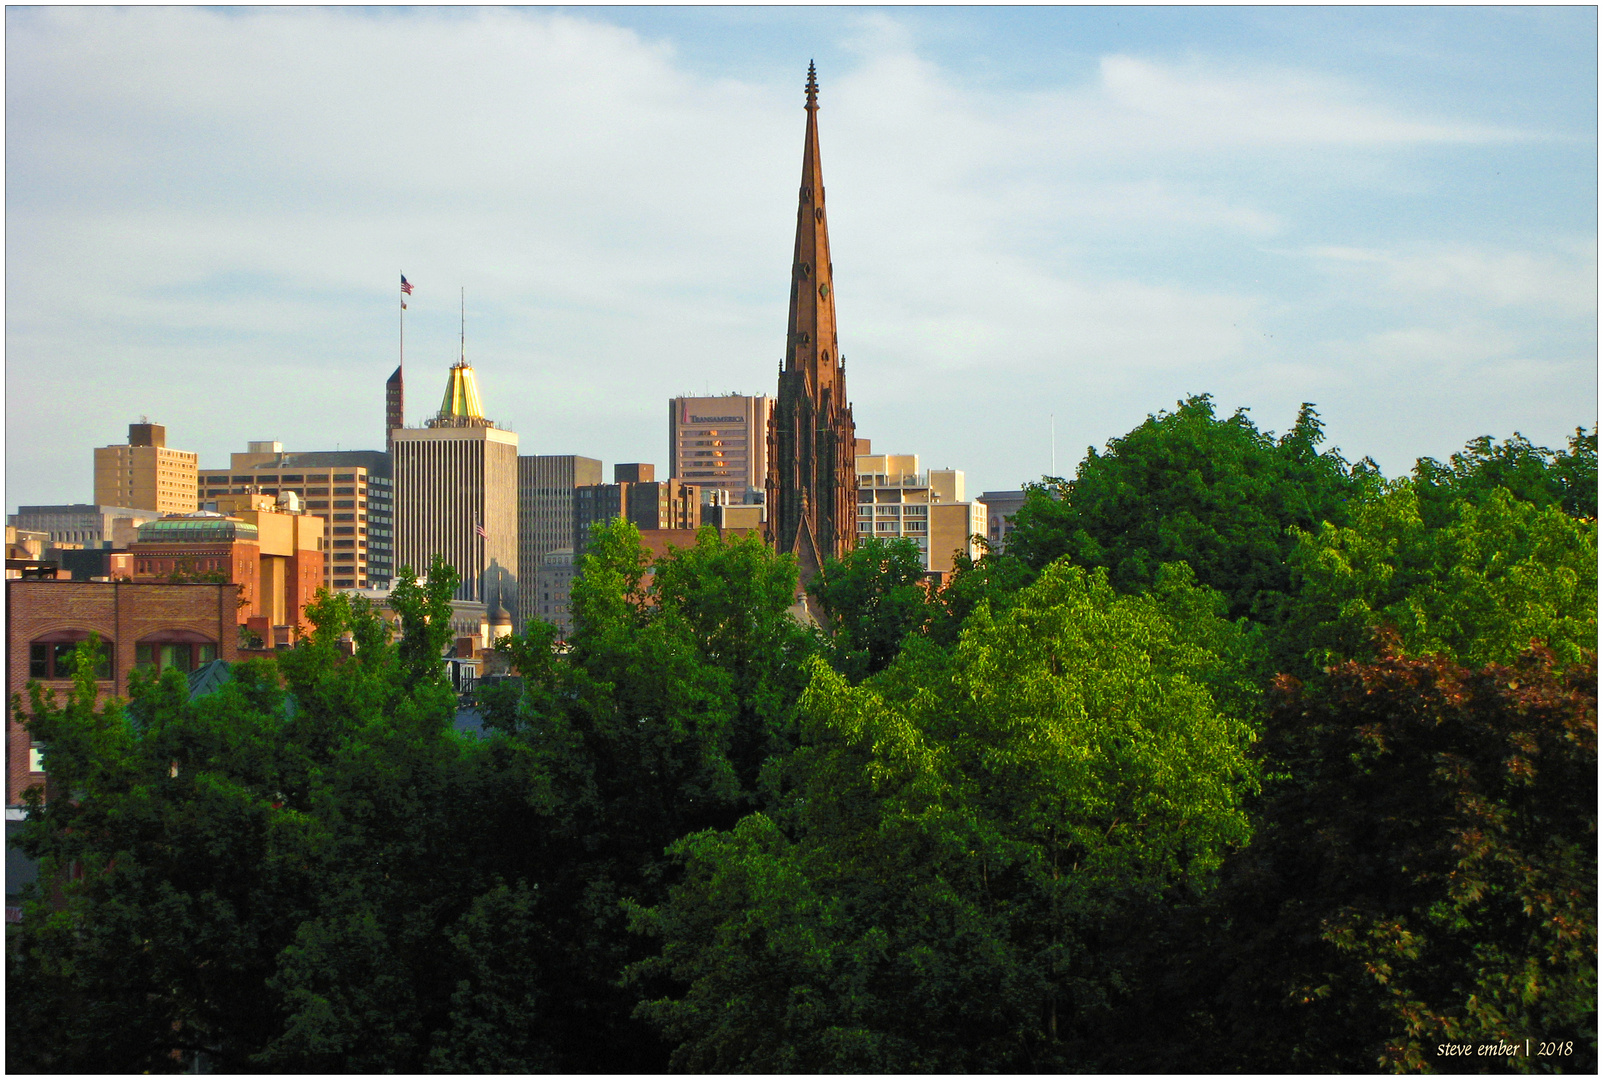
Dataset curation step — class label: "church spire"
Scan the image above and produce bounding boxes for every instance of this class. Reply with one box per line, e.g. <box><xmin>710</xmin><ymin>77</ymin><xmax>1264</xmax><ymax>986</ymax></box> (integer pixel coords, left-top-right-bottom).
<box><xmin>767</xmin><ymin>62</ymin><xmax>859</xmax><ymax>583</ymax></box>
<box><xmin>786</xmin><ymin>59</ymin><xmax>839</xmax><ymax>394</ymax></box>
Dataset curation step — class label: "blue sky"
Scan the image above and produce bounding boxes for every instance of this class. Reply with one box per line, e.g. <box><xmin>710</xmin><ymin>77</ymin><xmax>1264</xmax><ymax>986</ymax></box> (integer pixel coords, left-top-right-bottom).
<box><xmin>5</xmin><ymin>6</ymin><xmax>1596</xmax><ymax>509</ymax></box>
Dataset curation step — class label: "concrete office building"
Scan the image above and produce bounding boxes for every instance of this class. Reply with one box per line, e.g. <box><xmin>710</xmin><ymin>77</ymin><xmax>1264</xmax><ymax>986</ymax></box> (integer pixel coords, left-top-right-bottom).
<box><xmin>392</xmin><ymin>360</ymin><xmax>518</xmax><ymax>615</ymax></box>
<box><xmin>531</xmin><ymin>549</ymin><xmax>578</xmax><ymax>636</ymax></box>
<box><xmin>8</xmin><ymin>504</ymin><xmax>160</xmax><ymax>549</ymax></box>
<box><xmin>199</xmin><ymin>444</ymin><xmax>394</xmax><ymax>589</ymax></box>
<box><xmin>855</xmin><ymin>453</ymin><xmax>987</xmax><ymax>575</ymax></box>
<box><xmin>94</xmin><ymin>421</ymin><xmax>199</xmax><ymax>514</ymax></box>
<box><xmin>518</xmin><ymin>454</ymin><xmax>602</xmax><ymax>624</ymax></box>
<box><xmin>977</xmin><ymin>490</ymin><xmax>1029</xmax><ymax>553</ymax></box>
<box><xmin>670</xmin><ymin>394</ymin><xmax>771</xmax><ymax>504</ymax></box>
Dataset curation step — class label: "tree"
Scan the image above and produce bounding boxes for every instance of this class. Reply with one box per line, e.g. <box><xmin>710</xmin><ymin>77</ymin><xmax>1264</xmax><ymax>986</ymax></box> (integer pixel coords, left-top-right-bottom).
<box><xmin>5</xmin><ymin>557</ymin><xmax>537</xmax><ymax>1074</ymax></box>
<box><xmin>630</xmin><ymin>561</ymin><xmax>1259</xmax><ymax>1071</ymax></box>
<box><xmin>1004</xmin><ymin>396</ymin><xmax>1378</xmax><ymax>631</ymax></box>
<box><xmin>1287</xmin><ymin>483</ymin><xmax>1597</xmax><ymax>671</ymax></box>
<box><xmin>1160</xmin><ymin>639</ymin><xmax>1597</xmax><ymax>1073</ymax></box>
<box><xmin>1412</xmin><ymin>427</ymin><xmax>1598</xmax><ymax>527</ymax></box>
<box><xmin>807</xmin><ymin>536</ymin><xmax>935</xmax><ymax>682</ymax></box>
<box><xmin>447</xmin><ymin>520</ymin><xmax>819</xmax><ymax>1071</ymax></box>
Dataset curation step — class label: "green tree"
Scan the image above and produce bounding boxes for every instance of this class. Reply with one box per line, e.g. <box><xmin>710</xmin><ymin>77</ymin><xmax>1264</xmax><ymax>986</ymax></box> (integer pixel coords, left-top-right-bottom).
<box><xmin>630</xmin><ymin>561</ymin><xmax>1259</xmax><ymax>1071</ymax></box>
<box><xmin>1005</xmin><ymin>396</ymin><xmax>1377</xmax><ymax>633</ymax></box>
<box><xmin>1413</xmin><ymin>428</ymin><xmax>1598</xmax><ymax>527</ymax></box>
<box><xmin>4</xmin><ymin>557</ymin><xmax>553</xmax><ymax>1074</ymax></box>
<box><xmin>807</xmin><ymin>536</ymin><xmax>935</xmax><ymax>682</ymax></box>
<box><xmin>457</xmin><ymin>520</ymin><xmax>817</xmax><ymax>1071</ymax></box>
<box><xmin>1287</xmin><ymin>483</ymin><xmax>1597</xmax><ymax>671</ymax></box>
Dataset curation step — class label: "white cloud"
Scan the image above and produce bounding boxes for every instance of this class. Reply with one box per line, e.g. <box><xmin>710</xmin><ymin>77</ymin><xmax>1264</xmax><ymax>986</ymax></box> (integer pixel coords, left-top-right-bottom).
<box><xmin>1308</xmin><ymin>243</ymin><xmax>1597</xmax><ymax>316</ymax></box>
<box><xmin>1089</xmin><ymin>55</ymin><xmax>1520</xmax><ymax>148</ymax></box>
<box><xmin>2</xmin><ymin>7</ymin><xmax>1592</xmax><ymax>507</ymax></box>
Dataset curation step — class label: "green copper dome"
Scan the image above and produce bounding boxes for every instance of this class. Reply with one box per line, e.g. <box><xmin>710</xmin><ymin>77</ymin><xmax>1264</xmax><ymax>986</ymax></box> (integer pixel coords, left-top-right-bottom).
<box><xmin>137</xmin><ymin>516</ymin><xmax>259</xmax><ymax>543</ymax></box>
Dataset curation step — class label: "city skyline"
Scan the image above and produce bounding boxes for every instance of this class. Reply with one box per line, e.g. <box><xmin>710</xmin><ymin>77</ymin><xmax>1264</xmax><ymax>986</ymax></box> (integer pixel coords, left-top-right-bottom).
<box><xmin>6</xmin><ymin>7</ymin><xmax>1597</xmax><ymax>511</ymax></box>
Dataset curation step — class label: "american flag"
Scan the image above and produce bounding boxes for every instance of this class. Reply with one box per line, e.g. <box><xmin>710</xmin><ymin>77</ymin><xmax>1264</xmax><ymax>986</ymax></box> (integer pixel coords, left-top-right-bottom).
<box><xmin>400</xmin><ymin>274</ymin><xmax>413</xmax><ymax>295</ymax></box>
<box><xmin>475</xmin><ymin>522</ymin><xmax>488</xmax><ymax>539</ymax></box>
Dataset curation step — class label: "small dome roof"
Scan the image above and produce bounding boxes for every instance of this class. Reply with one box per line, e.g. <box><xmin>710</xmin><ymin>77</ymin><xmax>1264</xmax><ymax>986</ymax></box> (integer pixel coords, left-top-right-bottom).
<box><xmin>137</xmin><ymin>516</ymin><xmax>258</xmax><ymax>543</ymax></box>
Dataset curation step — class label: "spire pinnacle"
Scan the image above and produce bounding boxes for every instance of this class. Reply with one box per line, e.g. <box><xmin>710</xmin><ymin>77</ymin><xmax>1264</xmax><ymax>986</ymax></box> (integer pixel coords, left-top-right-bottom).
<box><xmin>805</xmin><ymin>60</ymin><xmax>818</xmax><ymax>110</ymax></box>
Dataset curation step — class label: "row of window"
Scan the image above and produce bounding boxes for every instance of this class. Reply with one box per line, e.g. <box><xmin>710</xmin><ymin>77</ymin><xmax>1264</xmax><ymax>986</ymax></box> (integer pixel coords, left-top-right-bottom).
<box><xmin>28</xmin><ymin>637</ymin><xmax>217</xmax><ymax>679</ymax></box>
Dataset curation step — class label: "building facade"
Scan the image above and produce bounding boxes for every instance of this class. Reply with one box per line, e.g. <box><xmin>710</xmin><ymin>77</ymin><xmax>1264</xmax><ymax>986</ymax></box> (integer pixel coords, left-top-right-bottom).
<box><xmin>392</xmin><ymin>361</ymin><xmax>518</xmax><ymax>615</ymax></box>
<box><xmin>199</xmin><ymin>446</ymin><xmax>393</xmax><ymax>590</ymax></box>
<box><xmin>977</xmin><ymin>489</ymin><xmax>1029</xmax><ymax>554</ymax></box>
<box><xmin>531</xmin><ymin>549</ymin><xmax>578</xmax><ymax>636</ymax></box>
<box><xmin>765</xmin><ymin>64</ymin><xmax>857</xmax><ymax>583</ymax></box>
<box><xmin>93</xmin><ymin>422</ymin><xmax>199</xmax><ymax>515</ymax></box>
<box><xmin>670</xmin><ymin>394</ymin><xmax>772</xmax><ymax>504</ymax></box>
<box><xmin>129</xmin><ymin>497</ymin><xmax>324</xmax><ymax>644</ymax></box>
<box><xmin>855</xmin><ymin>453</ymin><xmax>987</xmax><ymax>575</ymax></box>
<box><xmin>574</xmin><ymin>466</ymin><xmax>701</xmax><ymax>556</ymax></box>
<box><xmin>517</xmin><ymin>454</ymin><xmax>602</xmax><ymax>625</ymax></box>
<box><xmin>8</xmin><ymin>504</ymin><xmax>160</xmax><ymax>549</ymax></box>
<box><xmin>7</xmin><ymin>579</ymin><xmax>241</xmax><ymax>806</ymax></box>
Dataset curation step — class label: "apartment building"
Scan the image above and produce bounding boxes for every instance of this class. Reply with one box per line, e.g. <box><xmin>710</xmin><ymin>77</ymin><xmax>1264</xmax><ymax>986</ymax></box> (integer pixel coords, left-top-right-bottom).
<box><xmin>854</xmin><ymin>453</ymin><xmax>987</xmax><ymax>575</ymax></box>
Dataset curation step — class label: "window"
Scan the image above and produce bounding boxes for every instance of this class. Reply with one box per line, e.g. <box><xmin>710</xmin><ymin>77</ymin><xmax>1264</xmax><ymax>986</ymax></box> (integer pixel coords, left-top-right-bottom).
<box><xmin>135</xmin><ymin>632</ymin><xmax>217</xmax><ymax>675</ymax></box>
<box><xmin>29</xmin><ymin>634</ymin><xmax>113</xmax><ymax>680</ymax></box>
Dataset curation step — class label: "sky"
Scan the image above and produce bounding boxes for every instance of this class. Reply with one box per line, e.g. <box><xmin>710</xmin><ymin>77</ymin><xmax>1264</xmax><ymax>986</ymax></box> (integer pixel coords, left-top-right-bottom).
<box><xmin>5</xmin><ymin>5</ymin><xmax>1597</xmax><ymax>510</ymax></box>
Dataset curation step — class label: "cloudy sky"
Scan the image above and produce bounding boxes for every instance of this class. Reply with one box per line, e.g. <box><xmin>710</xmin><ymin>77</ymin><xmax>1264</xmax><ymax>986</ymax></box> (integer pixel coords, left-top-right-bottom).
<box><xmin>6</xmin><ymin>6</ymin><xmax>1596</xmax><ymax>509</ymax></box>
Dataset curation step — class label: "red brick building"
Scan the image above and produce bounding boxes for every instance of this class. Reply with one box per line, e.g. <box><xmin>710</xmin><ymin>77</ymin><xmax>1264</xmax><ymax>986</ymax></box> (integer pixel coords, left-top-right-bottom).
<box><xmin>5</xmin><ymin>579</ymin><xmax>240</xmax><ymax>807</ymax></box>
<box><xmin>129</xmin><ymin>500</ymin><xmax>323</xmax><ymax>647</ymax></box>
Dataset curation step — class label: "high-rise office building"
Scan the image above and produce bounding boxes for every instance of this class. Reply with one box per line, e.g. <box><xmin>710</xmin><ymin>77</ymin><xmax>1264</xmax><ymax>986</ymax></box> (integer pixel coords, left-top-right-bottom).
<box><xmin>392</xmin><ymin>360</ymin><xmax>518</xmax><ymax>614</ymax></box>
<box><xmin>199</xmin><ymin>445</ymin><xmax>394</xmax><ymax>589</ymax></box>
<box><xmin>93</xmin><ymin>422</ymin><xmax>199</xmax><ymax>515</ymax></box>
<box><xmin>517</xmin><ymin>454</ymin><xmax>602</xmax><ymax>625</ymax></box>
<box><xmin>766</xmin><ymin>64</ymin><xmax>857</xmax><ymax>583</ymax></box>
<box><xmin>855</xmin><ymin>453</ymin><xmax>987</xmax><ymax>575</ymax></box>
<box><xmin>669</xmin><ymin>394</ymin><xmax>772</xmax><ymax>504</ymax></box>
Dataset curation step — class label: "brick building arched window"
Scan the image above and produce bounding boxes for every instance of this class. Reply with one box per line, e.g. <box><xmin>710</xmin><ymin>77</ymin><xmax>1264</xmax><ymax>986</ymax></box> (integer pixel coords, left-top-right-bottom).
<box><xmin>134</xmin><ymin>630</ymin><xmax>217</xmax><ymax>674</ymax></box>
<box><xmin>28</xmin><ymin>631</ymin><xmax>113</xmax><ymax>680</ymax></box>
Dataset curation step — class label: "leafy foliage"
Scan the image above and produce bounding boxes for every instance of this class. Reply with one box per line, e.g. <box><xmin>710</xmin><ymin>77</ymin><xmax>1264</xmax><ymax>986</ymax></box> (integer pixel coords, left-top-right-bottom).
<box><xmin>1167</xmin><ymin>639</ymin><xmax>1597</xmax><ymax>1073</ymax></box>
<box><xmin>630</xmin><ymin>562</ymin><xmax>1259</xmax><ymax>1071</ymax></box>
<box><xmin>1288</xmin><ymin>483</ymin><xmax>1597</xmax><ymax>670</ymax></box>
<box><xmin>7</xmin><ymin>402</ymin><xmax>1595</xmax><ymax>1075</ymax></box>
<box><xmin>1413</xmin><ymin>427</ymin><xmax>1598</xmax><ymax>526</ymax></box>
<box><xmin>807</xmin><ymin>536</ymin><xmax>934</xmax><ymax>681</ymax></box>
<box><xmin>1005</xmin><ymin>395</ymin><xmax>1378</xmax><ymax>628</ymax></box>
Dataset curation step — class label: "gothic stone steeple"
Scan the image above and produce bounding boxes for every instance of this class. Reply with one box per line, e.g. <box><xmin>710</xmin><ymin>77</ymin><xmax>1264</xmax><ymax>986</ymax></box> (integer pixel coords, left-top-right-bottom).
<box><xmin>766</xmin><ymin>62</ymin><xmax>858</xmax><ymax>582</ymax></box>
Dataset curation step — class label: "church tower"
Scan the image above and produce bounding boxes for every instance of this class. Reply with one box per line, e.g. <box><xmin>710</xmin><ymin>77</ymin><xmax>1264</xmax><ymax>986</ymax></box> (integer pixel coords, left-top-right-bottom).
<box><xmin>765</xmin><ymin>62</ymin><xmax>858</xmax><ymax>581</ymax></box>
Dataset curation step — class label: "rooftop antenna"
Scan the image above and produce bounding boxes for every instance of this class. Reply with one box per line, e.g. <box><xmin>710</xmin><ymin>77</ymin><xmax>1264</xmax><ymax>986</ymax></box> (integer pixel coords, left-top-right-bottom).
<box><xmin>1051</xmin><ymin>413</ymin><xmax>1056</xmax><ymax>477</ymax></box>
<box><xmin>459</xmin><ymin>287</ymin><xmax>466</xmax><ymax>366</ymax></box>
